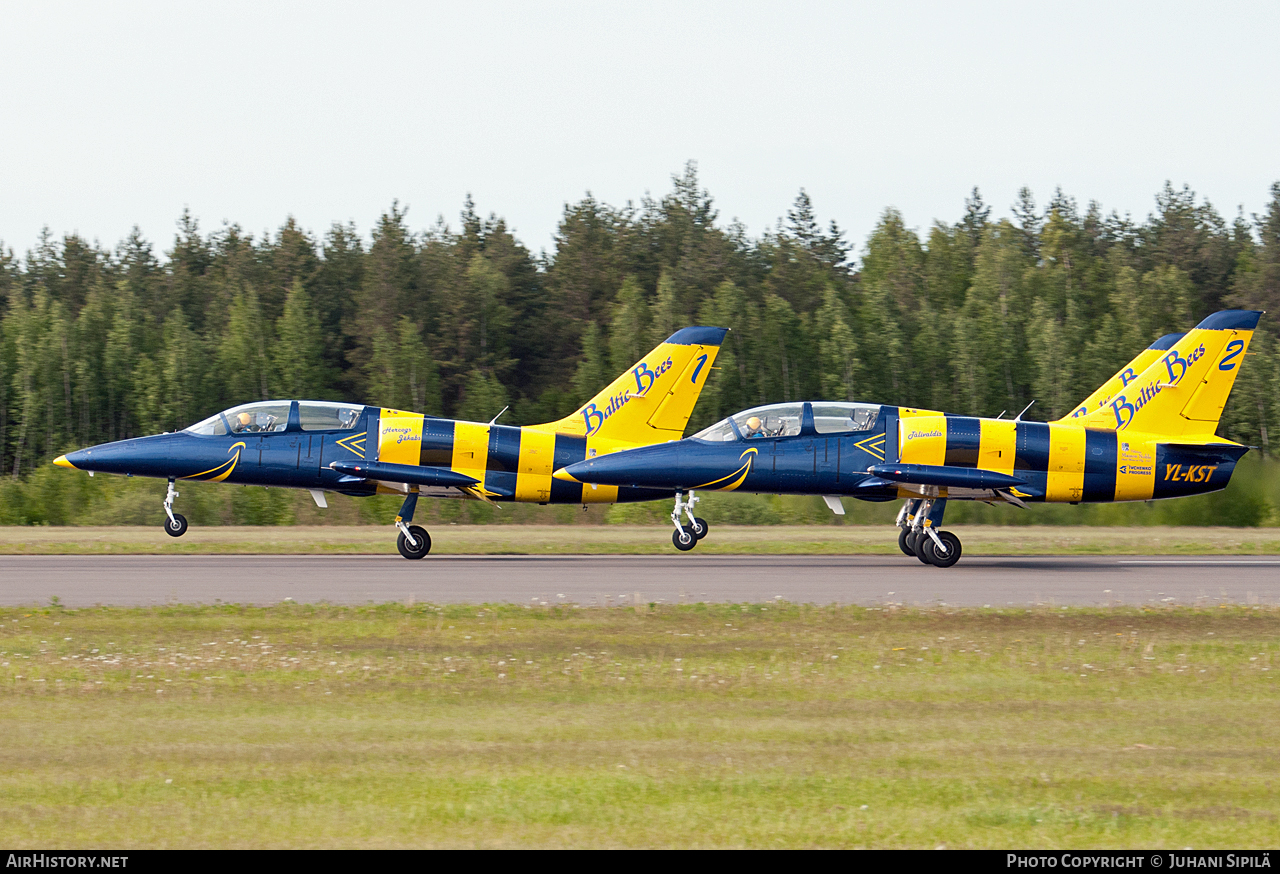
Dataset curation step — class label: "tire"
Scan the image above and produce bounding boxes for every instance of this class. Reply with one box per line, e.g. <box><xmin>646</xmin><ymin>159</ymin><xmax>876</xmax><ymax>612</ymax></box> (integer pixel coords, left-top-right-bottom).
<box><xmin>690</xmin><ymin>517</ymin><xmax>709</xmax><ymax>540</ymax></box>
<box><xmin>672</xmin><ymin>528</ymin><xmax>697</xmax><ymax>551</ymax></box>
<box><xmin>922</xmin><ymin>530</ymin><xmax>962</xmax><ymax>568</ymax></box>
<box><xmin>164</xmin><ymin>513</ymin><xmax>188</xmax><ymax>538</ymax></box>
<box><xmin>897</xmin><ymin>527</ymin><xmax>914</xmax><ymax>556</ymax></box>
<box><xmin>912</xmin><ymin>530</ymin><xmax>932</xmax><ymax>565</ymax></box>
<box><xmin>397</xmin><ymin>525</ymin><xmax>431</xmax><ymax>560</ymax></box>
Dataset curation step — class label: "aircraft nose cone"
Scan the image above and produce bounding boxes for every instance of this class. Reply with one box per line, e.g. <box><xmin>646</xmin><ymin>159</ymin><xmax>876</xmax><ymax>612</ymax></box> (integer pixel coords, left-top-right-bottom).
<box><xmin>54</xmin><ymin>450</ymin><xmax>91</xmax><ymax>469</ymax></box>
<box><xmin>551</xmin><ymin>468</ymin><xmax>579</xmax><ymax>483</ymax></box>
<box><xmin>561</xmin><ymin>443</ymin><xmax>683</xmax><ymax>487</ymax></box>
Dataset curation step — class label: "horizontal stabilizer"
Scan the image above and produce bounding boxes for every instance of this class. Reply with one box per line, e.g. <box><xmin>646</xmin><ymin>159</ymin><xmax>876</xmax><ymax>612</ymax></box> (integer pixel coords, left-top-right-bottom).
<box><xmin>867</xmin><ymin>463</ymin><xmax>1028</xmax><ymax>491</ymax></box>
<box><xmin>329</xmin><ymin>460</ymin><xmax>479</xmax><ymax>489</ymax></box>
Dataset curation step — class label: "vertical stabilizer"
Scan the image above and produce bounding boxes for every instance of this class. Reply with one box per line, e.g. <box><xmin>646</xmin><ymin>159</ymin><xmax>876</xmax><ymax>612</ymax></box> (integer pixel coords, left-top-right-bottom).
<box><xmin>540</xmin><ymin>327</ymin><xmax>727</xmax><ymax>444</ymax></box>
<box><xmin>1080</xmin><ymin>311</ymin><xmax>1261</xmax><ymax>438</ymax></box>
<box><xmin>1055</xmin><ymin>333</ymin><xmax>1184</xmax><ymax>423</ymax></box>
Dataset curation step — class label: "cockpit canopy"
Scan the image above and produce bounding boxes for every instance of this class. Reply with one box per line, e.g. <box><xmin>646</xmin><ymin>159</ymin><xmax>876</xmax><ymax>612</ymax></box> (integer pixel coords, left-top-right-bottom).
<box><xmin>691</xmin><ymin>402</ymin><xmax>881</xmax><ymax>442</ymax></box>
<box><xmin>184</xmin><ymin>401</ymin><xmax>364</xmax><ymax>436</ymax></box>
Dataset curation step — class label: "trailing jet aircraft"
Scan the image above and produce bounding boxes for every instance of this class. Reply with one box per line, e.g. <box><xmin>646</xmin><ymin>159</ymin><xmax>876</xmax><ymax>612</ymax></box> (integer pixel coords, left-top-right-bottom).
<box><xmin>53</xmin><ymin>327</ymin><xmax>727</xmax><ymax>558</ymax></box>
<box><xmin>554</xmin><ymin>311</ymin><xmax>1261</xmax><ymax>568</ymax></box>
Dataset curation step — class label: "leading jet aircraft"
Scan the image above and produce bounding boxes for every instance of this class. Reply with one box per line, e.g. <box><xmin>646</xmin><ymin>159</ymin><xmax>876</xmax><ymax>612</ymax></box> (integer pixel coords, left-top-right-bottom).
<box><xmin>54</xmin><ymin>327</ymin><xmax>727</xmax><ymax>558</ymax></box>
<box><xmin>554</xmin><ymin>311</ymin><xmax>1262</xmax><ymax>567</ymax></box>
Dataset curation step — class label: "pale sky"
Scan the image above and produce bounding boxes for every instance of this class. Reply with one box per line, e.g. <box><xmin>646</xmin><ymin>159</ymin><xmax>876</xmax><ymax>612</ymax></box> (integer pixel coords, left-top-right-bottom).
<box><xmin>2</xmin><ymin>1</ymin><xmax>1278</xmax><ymax>261</ymax></box>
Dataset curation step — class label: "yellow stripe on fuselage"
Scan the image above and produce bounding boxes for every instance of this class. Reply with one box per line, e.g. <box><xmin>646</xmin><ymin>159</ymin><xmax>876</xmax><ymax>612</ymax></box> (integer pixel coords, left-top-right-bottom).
<box><xmin>452</xmin><ymin>421</ymin><xmax>491</xmax><ymax>485</ymax></box>
<box><xmin>899</xmin><ymin>412</ymin><xmax>947</xmax><ymax>466</ymax></box>
<box><xmin>1114</xmin><ymin>435</ymin><xmax>1157</xmax><ymax>501</ymax></box>
<box><xmin>1046</xmin><ymin>424</ymin><xmax>1085</xmax><ymax>502</ymax></box>
<box><xmin>978</xmin><ymin>419</ymin><xmax>1017</xmax><ymax>476</ymax></box>
<box><xmin>377</xmin><ymin>409</ymin><xmax>425</xmax><ymax>466</ymax></box>
<box><xmin>515</xmin><ymin>427</ymin><xmax>556</xmax><ymax>502</ymax></box>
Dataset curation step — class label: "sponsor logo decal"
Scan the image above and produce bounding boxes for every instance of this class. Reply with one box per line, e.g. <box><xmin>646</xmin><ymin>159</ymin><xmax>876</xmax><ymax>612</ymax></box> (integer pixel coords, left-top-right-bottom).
<box><xmin>907</xmin><ymin>430</ymin><xmax>943</xmax><ymax>440</ymax></box>
<box><xmin>1108</xmin><ymin>344</ymin><xmax>1206</xmax><ymax>430</ymax></box>
<box><xmin>581</xmin><ymin>356</ymin><xmax>675</xmax><ymax>434</ymax></box>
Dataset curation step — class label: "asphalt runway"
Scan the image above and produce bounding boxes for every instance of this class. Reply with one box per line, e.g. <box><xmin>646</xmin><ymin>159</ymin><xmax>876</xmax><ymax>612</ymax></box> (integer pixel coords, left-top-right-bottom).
<box><xmin>2</xmin><ymin>554</ymin><xmax>1279</xmax><ymax>608</ymax></box>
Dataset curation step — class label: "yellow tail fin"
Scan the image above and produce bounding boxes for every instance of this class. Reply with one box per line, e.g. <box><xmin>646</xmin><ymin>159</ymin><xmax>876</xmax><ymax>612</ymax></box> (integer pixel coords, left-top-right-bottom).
<box><xmin>1080</xmin><ymin>311</ymin><xmax>1261</xmax><ymax>438</ymax></box>
<box><xmin>541</xmin><ymin>327</ymin><xmax>727</xmax><ymax>444</ymax></box>
<box><xmin>1056</xmin><ymin>333</ymin><xmax>1185</xmax><ymax>423</ymax></box>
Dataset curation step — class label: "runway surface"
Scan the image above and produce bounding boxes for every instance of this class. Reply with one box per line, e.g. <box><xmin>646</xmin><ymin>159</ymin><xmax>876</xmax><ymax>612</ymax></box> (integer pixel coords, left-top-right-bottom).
<box><xmin>2</xmin><ymin>554</ymin><xmax>1279</xmax><ymax>607</ymax></box>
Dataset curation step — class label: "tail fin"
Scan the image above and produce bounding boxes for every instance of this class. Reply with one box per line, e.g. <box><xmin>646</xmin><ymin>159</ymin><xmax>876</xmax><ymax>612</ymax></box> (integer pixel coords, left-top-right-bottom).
<box><xmin>1056</xmin><ymin>333</ymin><xmax>1184</xmax><ymax>422</ymax></box>
<box><xmin>1080</xmin><ymin>311</ymin><xmax>1262</xmax><ymax>438</ymax></box>
<box><xmin>540</xmin><ymin>326</ymin><xmax>728</xmax><ymax>444</ymax></box>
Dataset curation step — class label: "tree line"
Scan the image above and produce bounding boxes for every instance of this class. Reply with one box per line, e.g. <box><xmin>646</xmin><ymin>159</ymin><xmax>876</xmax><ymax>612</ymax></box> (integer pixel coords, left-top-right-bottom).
<box><xmin>2</xmin><ymin>163</ymin><xmax>1278</xmax><ymax>479</ymax></box>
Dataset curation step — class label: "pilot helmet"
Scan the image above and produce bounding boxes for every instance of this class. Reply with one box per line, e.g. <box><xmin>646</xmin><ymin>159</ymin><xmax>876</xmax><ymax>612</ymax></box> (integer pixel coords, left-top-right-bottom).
<box><xmin>237</xmin><ymin>412</ymin><xmax>253</xmax><ymax>428</ymax></box>
<box><xmin>745</xmin><ymin>415</ymin><xmax>762</xmax><ymax>432</ymax></box>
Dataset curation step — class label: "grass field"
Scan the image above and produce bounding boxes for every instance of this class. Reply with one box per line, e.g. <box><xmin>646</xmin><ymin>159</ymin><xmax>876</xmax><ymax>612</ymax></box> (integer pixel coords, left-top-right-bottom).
<box><xmin>3</xmin><ymin>602</ymin><xmax>1278</xmax><ymax>848</ymax></box>
<box><xmin>2</xmin><ymin>524</ymin><xmax>1280</xmax><ymax>555</ymax></box>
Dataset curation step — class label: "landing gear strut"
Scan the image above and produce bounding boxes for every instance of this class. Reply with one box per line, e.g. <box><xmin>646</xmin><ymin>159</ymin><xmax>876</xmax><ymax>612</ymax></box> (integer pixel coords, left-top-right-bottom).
<box><xmin>394</xmin><ymin>492</ymin><xmax>431</xmax><ymax>560</ymax></box>
<box><xmin>162</xmin><ymin>478</ymin><xmax>188</xmax><ymax>537</ymax></box>
<box><xmin>895</xmin><ymin>497</ymin><xmax>962</xmax><ymax>568</ymax></box>
<box><xmin>670</xmin><ymin>490</ymin><xmax>708</xmax><ymax>552</ymax></box>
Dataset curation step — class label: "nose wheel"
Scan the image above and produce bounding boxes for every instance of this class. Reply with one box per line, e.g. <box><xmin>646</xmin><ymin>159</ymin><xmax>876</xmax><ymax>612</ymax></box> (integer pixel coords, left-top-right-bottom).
<box><xmin>162</xmin><ymin>478</ymin><xmax>188</xmax><ymax>537</ymax></box>
<box><xmin>670</xmin><ymin>491</ymin><xmax>708</xmax><ymax>551</ymax></box>
<box><xmin>397</xmin><ymin>524</ymin><xmax>431</xmax><ymax>559</ymax></box>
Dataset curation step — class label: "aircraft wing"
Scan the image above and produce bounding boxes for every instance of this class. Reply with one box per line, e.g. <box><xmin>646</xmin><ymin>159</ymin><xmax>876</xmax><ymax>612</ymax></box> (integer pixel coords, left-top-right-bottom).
<box><xmin>329</xmin><ymin>460</ymin><xmax>480</xmax><ymax>490</ymax></box>
<box><xmin>866</xmin><ymin>463</ymin><xmax>1028</xmax><ymax>491</ymax></box>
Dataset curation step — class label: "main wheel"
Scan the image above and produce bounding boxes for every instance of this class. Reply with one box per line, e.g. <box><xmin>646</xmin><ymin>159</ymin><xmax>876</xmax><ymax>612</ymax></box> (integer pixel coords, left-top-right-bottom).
<box><xmin>912</xmin><ymin>530</ymin><xmax>932</xmax><ymax>565</ymax></box>
<box><xmin>922</xmin><ymin>530</ymin><xmax>962</xmax><ymax>568</ymax></box>
<box><xmin>397</xmin><ymin>525</ymin><xmax>431</xmax><ymax>560</ymax></box>
<box><xmin>897</xmin><ymin>527</ymin><xmax>914</xmax><ymax>556</ymax></box>
<box><xmin>690</xmin><ymin>517</ymin><xmax>709</xmax><ymax>540</ymax></box>
<box><xmin>672</xmin><ymin>528</ymin><xmax>697</xmax><ymax>551</ymax></box>
<box><xmin>164</xmin><ymin>513</ymin><xmax>188</xmax><ymax>538</ymax></box>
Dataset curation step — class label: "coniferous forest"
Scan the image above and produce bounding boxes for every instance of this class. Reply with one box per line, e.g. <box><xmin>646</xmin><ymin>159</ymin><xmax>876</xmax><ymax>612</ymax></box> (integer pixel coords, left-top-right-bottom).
<box><xmin>2</xmin><ymin>165</ymin><xmax>1279</xmax><ymax>525</ymax></box>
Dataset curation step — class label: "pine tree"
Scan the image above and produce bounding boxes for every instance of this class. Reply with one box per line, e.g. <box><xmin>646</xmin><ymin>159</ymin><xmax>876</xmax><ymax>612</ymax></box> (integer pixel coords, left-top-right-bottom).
<box><xmin>273</xmin><ymin>281</ymin><xmax>328</xmax><ymax>399</ymax></box>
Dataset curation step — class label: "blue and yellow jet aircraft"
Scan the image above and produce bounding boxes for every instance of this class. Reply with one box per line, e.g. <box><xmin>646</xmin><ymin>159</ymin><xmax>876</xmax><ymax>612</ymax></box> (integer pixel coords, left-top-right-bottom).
<box><xmin>555</xmin><ymin>311</ymin><xmax>1262</xmax><ymax>568</ymax></box>
<box><xmin>53</xmin><ymin>327</ymin><xmax>727</xmax><ymax>558</ymax></box>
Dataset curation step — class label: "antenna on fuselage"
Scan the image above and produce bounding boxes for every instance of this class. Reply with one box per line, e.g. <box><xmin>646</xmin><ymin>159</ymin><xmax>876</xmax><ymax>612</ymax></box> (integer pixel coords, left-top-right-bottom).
<box><xmin>488</xmin><ymin>405</ymin><xmax>510</xmax><ymax>426</ymax></box>
<box><xmin>1014</xmin><ymin>400</ymin><xmax>1036</xmax><ymax>421</ymax></box>
<box><xmin>994</xmin><ymin>410</ymin><xmax>1007</xmax><ymax>419</ymax></box>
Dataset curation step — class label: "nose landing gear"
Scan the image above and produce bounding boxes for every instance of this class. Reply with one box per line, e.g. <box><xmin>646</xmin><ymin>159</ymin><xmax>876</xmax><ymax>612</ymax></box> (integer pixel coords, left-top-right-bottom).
<box><xmin>394</xmin><ymin>492</ymin><xmax>432</xmax><ymax>560</ymax></box>
<box><xmin>670</xmin><ymin>490</ymin><xmax>708</xmax><ymax>551</ymax></box>
<box><xmin>162</xmin><ymin>478</ymin><xmax>188</xmax><ymax>537</ymax></box>
<box><xmin>895</xmin><ymin>497</ymin><xmax>962</xmax><ymax>567</ymax></box>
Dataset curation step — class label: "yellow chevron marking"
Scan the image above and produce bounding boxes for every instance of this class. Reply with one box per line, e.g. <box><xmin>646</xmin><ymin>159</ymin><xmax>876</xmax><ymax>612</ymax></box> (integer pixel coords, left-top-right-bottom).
<box><xmin>184</xmin><ymin>441</ymin><xmax>246</xmax><ymax>483</ymax></box>
<box><xmin>335</xmin><ymin>431</ymin><xmax>367</xmax><ymax>458</ymax></box>
<box><xmin>691</xmin><ymin>447</ymin><xmax>758</xmax><ymax>491</ymax></box>
<box><xmin>853</xmin><ymin>432</ymin><xmax>886</xmax><ymax>461</ymax></box>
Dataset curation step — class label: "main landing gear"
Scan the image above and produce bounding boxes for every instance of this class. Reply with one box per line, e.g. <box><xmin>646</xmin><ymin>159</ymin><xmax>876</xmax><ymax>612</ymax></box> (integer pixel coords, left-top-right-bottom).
<box><xmin>670</xmin><ymin>490</ymin><xmax>709</xmax><ymax>552</ymax></box>
<box><xmin>894</xmin><ymin>498</ymin><xmax>962</xmax><ymax>568</ymax></box>
<box><xmin>394</xmin><ymin>492</ymin><xmax>432</xmax><ymax>560</ymax></box>
<box><xmin>162</xmin><ymin>478</ymin><xmax>188</xmax><ymax>537</ymax></box>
